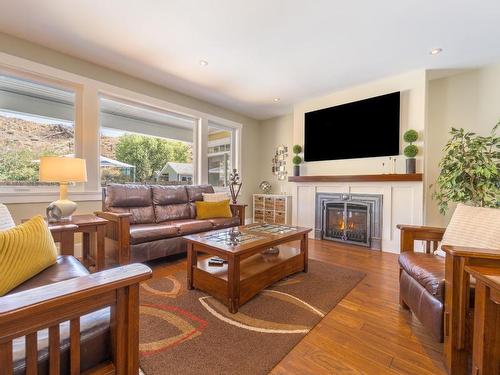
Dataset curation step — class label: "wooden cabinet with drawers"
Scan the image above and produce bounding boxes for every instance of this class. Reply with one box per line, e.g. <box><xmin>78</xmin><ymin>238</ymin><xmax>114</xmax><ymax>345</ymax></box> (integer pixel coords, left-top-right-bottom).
<box><xmin>253</xmin><ymin>194</ymin><xmax>292</xmax><ymax>225</ymax></box>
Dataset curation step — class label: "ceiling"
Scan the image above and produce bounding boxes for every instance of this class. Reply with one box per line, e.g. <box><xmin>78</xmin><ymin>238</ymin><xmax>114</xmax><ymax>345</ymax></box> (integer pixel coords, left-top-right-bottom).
<box><xmin>1</xmin><ymin>0</ymin><xmax>500</xmax><ymax>120</ymax></box>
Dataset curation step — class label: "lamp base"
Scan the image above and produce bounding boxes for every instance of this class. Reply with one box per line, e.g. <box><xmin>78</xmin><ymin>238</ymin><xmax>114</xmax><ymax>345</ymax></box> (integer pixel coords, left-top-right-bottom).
<box><xmin>46</xmin><ymin>199</ymin><xmax>77</xmax><ymax>223</ymax></box>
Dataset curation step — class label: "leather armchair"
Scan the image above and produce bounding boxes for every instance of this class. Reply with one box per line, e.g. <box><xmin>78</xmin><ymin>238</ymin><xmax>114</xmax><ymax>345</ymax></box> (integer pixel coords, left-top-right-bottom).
<box><xmin>0</xmin><ymin>257</ymin><xmax>151</xmax><ymax>374</ymax></box>
<box><xmin>397</xmin><ymin>224</ymin><xmax>446</xmax><ymax>341</ymax></box>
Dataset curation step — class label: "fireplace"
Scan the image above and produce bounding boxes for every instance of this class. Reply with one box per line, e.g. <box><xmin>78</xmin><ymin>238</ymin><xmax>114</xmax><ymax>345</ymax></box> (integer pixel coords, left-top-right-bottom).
<box><xmin>315</xmin><ymin>193</ymin><xmax>383</xmax><ymax>250</ymax></box>
<box><xmin>323</xmin><ymin>201</ymin><xmax>371</xmax><ymax>246</ymax></box>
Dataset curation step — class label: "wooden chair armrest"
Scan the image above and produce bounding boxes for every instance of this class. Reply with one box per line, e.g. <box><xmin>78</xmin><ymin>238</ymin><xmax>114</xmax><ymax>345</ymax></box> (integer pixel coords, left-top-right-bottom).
<box><xmin>396</xmin><ymin>224</ymin><xmax>446</xmax><ymax>234</ymax></box>
<box><xmin>95</xmin><ymin>211</ymin><xmax>132</xmax><ymax>222</ymax></box>
<box><xmin>442</xmin><ymin>245</ymin><xmax>500</xmax><ymax>258</ymax></box>
<box><xmin>397</xmin><ymin>224</ymin><xmax>446</xmax><ymax>253</ymax></box>
<box><xmin>0</xmin><ymin>264</ymin><xmax>151</xmax><ymax>318</ymax></box>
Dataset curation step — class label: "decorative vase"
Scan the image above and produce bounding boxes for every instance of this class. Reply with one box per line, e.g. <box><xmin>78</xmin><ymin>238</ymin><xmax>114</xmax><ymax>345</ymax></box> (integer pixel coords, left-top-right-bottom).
<box><xmin>293</xmin><ymin>165</ymin><xmax>300</xmax><ymax>176</ymax></box>
<box><xmin>406</xmin><ymin>158</ymin><xmax>416</xmax><ymax>174</ymax></box>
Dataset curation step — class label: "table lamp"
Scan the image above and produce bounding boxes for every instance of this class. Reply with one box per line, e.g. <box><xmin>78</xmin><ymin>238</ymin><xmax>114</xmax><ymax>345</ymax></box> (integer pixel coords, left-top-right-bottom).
<box><xmin>39</xmin><ymin>157</ymin><xmax>87</xmax><ymax>222</ymax></box>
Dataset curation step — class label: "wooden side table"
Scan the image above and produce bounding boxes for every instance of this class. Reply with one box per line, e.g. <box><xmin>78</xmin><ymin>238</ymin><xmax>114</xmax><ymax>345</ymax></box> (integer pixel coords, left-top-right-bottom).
<box><xmin>442</xmin><ymin>245</ymin><xmax>500</xmax><ymax>375</ymax></box>
<box><xmin>39</xmin><ymin>214</ymin><xmax>108</xmax><ymax>272</ymax></box>
<box><xmin>464</xmin><ymin>265</ymin><xmax>500</xmax><ymax>375</ymax></box>
<box><xmin>48</xmin><ymin>223</ymin><xmax>78</xmax><ymax>253</ymax></box>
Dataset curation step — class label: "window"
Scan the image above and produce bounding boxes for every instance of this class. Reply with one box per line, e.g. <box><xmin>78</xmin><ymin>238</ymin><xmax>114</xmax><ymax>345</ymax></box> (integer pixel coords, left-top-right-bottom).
<box><xmin>208</xmin><ymin>123</ymin><xmax>233</xmax><ymax>187</ymax></box>
<box><xmin>99</xmin><ymin>97</ymin><xmax>195</xmax><ymax>186</ymax></box>
<box><xmin>0</xmin><ymin>74</ymin><xmax>75</xmax><ymax>186</ymax></box>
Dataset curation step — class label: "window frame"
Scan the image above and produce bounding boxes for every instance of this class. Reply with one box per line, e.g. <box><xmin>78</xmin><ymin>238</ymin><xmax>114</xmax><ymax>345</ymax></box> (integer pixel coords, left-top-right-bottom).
<box><xmin>0</xmin><ymin>54</ymin><xmax>242</xmax><ymax>203</ymax></box>
<box><xmin>207</xmin><ymin>122</ymin><xmax>237</xmax><ymax>188</ymax></box>
<box><xmin>97</xmin><ymin>93</ymin><xmax>197</xmax><ymax>186</ymax></box>
<box><xmin>0</xmin><ymin>65</ymin><xmax>84</xmax><ymax>197</ymax></box>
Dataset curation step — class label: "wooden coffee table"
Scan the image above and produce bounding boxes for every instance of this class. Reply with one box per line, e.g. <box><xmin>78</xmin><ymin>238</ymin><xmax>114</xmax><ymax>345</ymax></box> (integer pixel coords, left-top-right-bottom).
<box><xmin>184</xmin><ymin>224</ymin><xmax>312</xmax><ymax>313</ymax></box>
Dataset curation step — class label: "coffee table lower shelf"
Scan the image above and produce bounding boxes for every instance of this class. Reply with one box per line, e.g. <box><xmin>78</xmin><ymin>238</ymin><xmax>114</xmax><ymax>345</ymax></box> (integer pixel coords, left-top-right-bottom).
<box><xmin>191</xmin><ymin>246</ymin><xmax>305</xmax><ymax>313</ymax></box>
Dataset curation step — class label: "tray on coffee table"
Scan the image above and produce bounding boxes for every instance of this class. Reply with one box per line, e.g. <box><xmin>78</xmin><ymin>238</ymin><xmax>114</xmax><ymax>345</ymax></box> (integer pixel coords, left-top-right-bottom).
<box><xmin>184</xmin><ymin>224</ymin><xmax>312</xmax><ymax>313</ymax></box>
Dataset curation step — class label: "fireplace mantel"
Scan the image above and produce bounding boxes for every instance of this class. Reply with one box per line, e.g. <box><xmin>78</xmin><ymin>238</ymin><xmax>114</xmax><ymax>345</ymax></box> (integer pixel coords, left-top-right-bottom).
<box><xmin>288</xmin><ymin>173</ymin><xmax>422</xmax><ymax>183</ymax></box>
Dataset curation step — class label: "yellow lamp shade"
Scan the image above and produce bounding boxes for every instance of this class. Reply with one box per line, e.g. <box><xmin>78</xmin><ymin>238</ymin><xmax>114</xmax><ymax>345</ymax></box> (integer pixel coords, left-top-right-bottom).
<box><xmin>39</xmin><ymin>157</ymin><xmax>87</xmax><ymax>183</ymax></box>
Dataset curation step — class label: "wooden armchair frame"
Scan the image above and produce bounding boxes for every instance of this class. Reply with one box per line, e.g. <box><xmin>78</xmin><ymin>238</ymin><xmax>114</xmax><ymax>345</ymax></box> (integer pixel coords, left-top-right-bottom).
<box><xmin>0</xmin><ymin>263</ymin><xmax>152</xmax><ymax>375</ymax></box>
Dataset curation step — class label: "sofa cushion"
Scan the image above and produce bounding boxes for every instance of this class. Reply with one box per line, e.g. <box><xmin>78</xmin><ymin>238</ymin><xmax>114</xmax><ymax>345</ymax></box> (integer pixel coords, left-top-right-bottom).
<box><xmin>398</xmin><ymin>252</ymin><xmax>445</xmax><ymax>302</ymax></box>
<box><xmin>105</xmin><ymin>184</ymin><xmax>155</xmax><ymax>224</ymax></box>
<box><xmin>186</xmin><ymin>184</ymin><xmax>215</xmax><ymax>202</ymax></box>
<box><xmin>131</xmin><ymin>237</ymin><xmax>186</xmax><ymax>263</ymax></box>
<box><xmin>105</xmin><ymin>184</ymin><xmax>152</xmax><ymax>208</ymax></box>
<box><xmin>210</xmin><ymin>216</ymin><xmax>241</xmax><ymax>229</ymax></box>
<box><xmin>155</xmin><ymin>204</ymin><xmax>191</xmax><ymax>223</ymax></box>
<box><xmin>152</xmin><ymin>185</ymin><xmax>188</xmax><ymax>205</ymax></box>
<box><xmin>129</xmin><ymin>223</ymin><xmax>179</xmax><ymax>245</ymax></box>
<box><xmin>0</xmin><ymin>215</ymin><xmax>58</xmax><ymax>296</ymax></box>
<box><xmin>8</xmin><ymin>255</ymin><xmax>89</xmax><ymax>295</ymax></box>
<box><xmin>169</xmin><ymin>219</ymin><xmax>214</xmax><ymax>235</ymax></box>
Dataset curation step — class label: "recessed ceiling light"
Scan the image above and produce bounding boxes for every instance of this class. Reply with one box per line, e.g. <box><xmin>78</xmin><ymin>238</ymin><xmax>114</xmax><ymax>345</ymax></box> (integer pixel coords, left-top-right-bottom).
<box><xmin>199</xmin><ymin>60</ymin><xmax>208</xmax><ymax>66</ymax></box>
<box><xmin>430</xmin><ymin>48</ymin><xmax>443</xmax><ymax>55</ymax></box>
<box><xmin>273</xmin><ymin>98</ymin><xmax>280</xmax><ymax>102</ymax></box>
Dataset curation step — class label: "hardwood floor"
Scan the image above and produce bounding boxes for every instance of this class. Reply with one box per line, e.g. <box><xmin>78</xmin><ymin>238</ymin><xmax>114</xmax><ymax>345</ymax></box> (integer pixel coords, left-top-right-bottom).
<box><xmin>148</xmin><ymin>239</ymin><xmax>447</xmax><ymax>375</ymax></box>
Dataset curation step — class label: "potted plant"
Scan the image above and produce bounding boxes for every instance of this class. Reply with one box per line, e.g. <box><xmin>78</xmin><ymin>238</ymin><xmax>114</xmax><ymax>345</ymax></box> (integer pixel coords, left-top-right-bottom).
<box><xmin>432</xmin><ymin>122</ymin><xmax>499</xmax><ymax>214</ymax></box>
<box><xmin>403</xmin><ymin>129</ymin><xmax>419</xmax><ymax>173</ymax></box>
<box><xmin>292</xmin><ymin>144</ymin><xmax>303</xmax><ymax>176</ymax></box>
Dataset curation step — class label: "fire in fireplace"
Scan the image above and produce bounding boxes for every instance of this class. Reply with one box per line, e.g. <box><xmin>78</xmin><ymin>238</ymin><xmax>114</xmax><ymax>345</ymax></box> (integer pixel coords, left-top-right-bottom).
<box><xmin>323</xmin><ymin>201</ymin><xmax>371</xmax><ymax>246</ymax></box>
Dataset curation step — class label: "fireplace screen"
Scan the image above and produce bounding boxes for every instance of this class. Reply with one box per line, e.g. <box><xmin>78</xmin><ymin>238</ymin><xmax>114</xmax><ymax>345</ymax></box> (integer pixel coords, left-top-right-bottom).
<box><xmin>323</xmin><ymin>201</ymin><xmax>371</xmax><ymax>246</ymax></box>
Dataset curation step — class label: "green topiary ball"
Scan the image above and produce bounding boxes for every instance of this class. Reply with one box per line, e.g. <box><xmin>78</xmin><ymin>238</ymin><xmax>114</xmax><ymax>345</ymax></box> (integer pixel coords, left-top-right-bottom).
<box><xmin>404</xmin><ymin>144</ymin><xmax>418</xmax><ymax>158</ymax></box>
<box><xmin>292</xmin><ymin>155</ymin><xmax>302</xmax><ymax>165</ymax></box>
<box><xmin>292</xmin><ymin>144</ymin><xmax>303</xmax><ymax>154</ymax></box>
<box><xmin>403</xmin><ymin>129</ymin><xmax>418</xmax><ymax>143</ymax></box>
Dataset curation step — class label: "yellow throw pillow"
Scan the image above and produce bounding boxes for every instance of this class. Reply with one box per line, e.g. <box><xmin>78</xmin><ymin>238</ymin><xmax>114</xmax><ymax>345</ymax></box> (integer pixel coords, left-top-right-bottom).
<box><xmin>195</xmin><ymin>199</ymin><xmax>233</xmax><ymax>220</ymax></box>
<box><xmin>0</xmin><ymin>215</ymin><xmax>57</xmax><ymax>296</ymax></box>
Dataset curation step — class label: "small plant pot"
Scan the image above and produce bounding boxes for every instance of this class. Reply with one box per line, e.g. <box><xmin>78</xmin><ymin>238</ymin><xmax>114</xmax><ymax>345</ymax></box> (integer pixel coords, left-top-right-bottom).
<box><xmin>406</xmin><ymin>158</ymin><xmax>416</xmax><ymax>174</ymax></box>
<box><xmin>293</xmin><ymin>165</ymin><xmax>300</xmax><ymax>176</ymax></box>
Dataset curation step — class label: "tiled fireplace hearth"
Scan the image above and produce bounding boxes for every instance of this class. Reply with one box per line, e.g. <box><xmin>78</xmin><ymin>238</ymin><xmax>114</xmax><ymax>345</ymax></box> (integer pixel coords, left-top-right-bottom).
<box><xmin>315</xmin><ymin>193</ymin><xmax>383</xmax><ymax>250</ymax></box>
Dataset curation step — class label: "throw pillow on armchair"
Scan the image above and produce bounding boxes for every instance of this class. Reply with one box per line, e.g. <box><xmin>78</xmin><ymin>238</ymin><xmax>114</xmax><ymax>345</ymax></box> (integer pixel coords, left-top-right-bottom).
<box><xmin>0</xmin><ymin>215</ymin><xmax>57</xmax><ymax>296</ymax></box>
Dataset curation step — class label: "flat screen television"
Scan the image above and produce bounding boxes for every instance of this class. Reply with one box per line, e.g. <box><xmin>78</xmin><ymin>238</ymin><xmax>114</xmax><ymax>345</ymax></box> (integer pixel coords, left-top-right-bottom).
<box><xmin>304</xmin><ymin>92</ymin><xmax>400</xmax><ymax>162</ymax></box>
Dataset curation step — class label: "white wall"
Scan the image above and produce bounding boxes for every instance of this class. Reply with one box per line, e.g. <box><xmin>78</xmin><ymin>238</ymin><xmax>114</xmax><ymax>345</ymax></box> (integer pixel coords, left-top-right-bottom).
<box><xmin>293</xmin><ymin>70</ymin><xmax>427</xmax><ymax>176</ymax></box>
<box><xmin>258</xmin><ymin>114</ymin><xmax>293</xmax><ymax>193</ymax></box>
<box><xmin>426</xmin><ymin>64</ymin><xmax>500</xmax><ymax>227</ymax></box>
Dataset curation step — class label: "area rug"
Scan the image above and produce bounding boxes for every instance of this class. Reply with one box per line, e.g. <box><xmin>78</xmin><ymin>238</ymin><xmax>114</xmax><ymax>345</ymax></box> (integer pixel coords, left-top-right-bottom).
<box><xmin>139</xmin><ymin>259</ymin><xmax>365</xmax><ymax>375</ymax></box>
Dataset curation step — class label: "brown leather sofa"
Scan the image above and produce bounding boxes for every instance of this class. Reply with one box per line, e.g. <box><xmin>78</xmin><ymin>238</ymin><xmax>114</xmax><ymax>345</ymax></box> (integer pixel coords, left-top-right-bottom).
<box><xmin>96</xmin><ymin>184</ymin><xmax>245</xmax><ymax>264</ymax></box>
<box><xmin>0</xmin><ymin>255</ymin><xmax>151</xmax><ymax>374</ymax></box>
